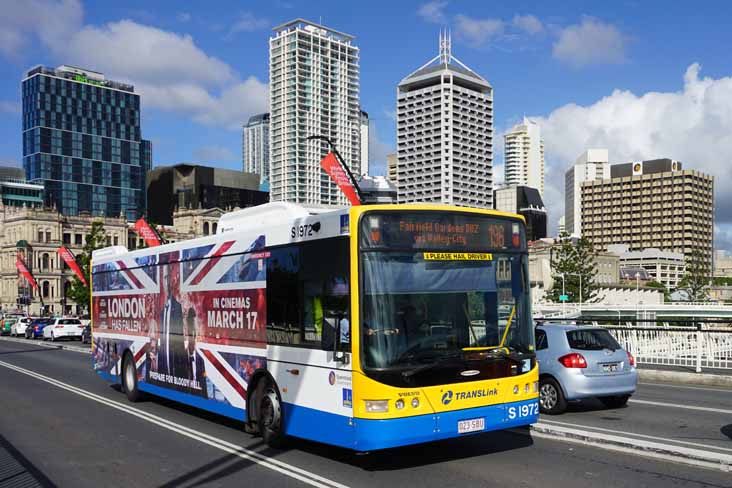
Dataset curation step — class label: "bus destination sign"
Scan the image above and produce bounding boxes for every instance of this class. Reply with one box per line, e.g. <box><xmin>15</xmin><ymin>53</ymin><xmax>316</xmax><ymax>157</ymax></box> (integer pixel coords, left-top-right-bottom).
<box><xmin>361</xmin><ymin>212</ymin><xmax>525</xmax><ymax>251</ymax></box>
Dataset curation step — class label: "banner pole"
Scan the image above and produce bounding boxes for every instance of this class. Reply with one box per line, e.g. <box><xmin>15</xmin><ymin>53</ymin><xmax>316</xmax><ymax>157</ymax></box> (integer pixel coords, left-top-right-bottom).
<box><xmin>307</xmin><ymin>135</ymin><xmax>364</xmax><ymax>202</ymax></box>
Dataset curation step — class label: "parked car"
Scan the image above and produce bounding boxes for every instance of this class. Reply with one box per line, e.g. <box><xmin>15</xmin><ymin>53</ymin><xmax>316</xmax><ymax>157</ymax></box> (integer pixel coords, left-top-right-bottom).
<box><xmin>26</xmin><ymin>318</ymin><xmax>53</xmax><ymax>339</ymax></box>
<box><xmin>1</xmin><ymin>317</ymin><xmax>18</xmax><ymax>336</ymax></box>
<box><xmin>536</xmin><ymin>324</ymin><xmax>638</xmax><ymax>414</ymax></box>
<box><xmin>43</xmin><ymin>318</ymin><xmax>84</xmax><ymax>341</ymax></box>
<box><xmin>81</xmin><ymin>324</ymin><xmax>91</xmax><ymax>344</ymax></box>
<box><xmin>11</xmin><ymin>317</ymin><xmax>34</xmax><ymax>337</ymax></box>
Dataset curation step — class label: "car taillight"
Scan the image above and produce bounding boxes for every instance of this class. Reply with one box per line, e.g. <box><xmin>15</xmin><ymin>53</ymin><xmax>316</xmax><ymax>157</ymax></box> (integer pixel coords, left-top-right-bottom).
<box><xmin>34</xmin><ymin>326</ymin><xmax>39</xmax><ymax>330</ymax></box>
<box><xmin>57</xmin><ymin>325</ymin><xmax>64</xmax><ymax>328</ymax></box>
<box><xmin>558</xmin><ymin>353</ymin><xmax>587</xmax><ymax>368</ymax></box>
<box><xmin>627</xmin><ymin>351</ymin><xmax>635</xmax><ymax>367</ymax></box>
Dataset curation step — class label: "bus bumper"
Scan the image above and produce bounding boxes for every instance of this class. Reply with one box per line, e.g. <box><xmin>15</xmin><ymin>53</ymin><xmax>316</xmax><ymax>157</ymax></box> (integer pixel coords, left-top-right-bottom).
<box><xmin>352</xmin><ymin>398</ymin><xmax>538</xmax><ymax>451</ymax></box>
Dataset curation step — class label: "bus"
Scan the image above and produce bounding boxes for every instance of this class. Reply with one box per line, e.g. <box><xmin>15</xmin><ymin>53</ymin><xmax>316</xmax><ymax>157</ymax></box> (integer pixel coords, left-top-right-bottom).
<box><xmin>91</xmin><ymin>202</ymin><xmax>538</xmax><ymax>451</ymax></box>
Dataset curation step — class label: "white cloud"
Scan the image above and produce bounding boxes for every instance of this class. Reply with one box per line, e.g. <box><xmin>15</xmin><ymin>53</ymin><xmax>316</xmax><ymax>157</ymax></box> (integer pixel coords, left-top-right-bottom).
<box><xmin>553</xmin><ymin>17</ymin><xmax>626</xmax><ymax>67</ymax></box>
<box><xmin>417</xmin><ymin>1</ymin><xmax>449</xmax><ymax>24</ymax></box>
<box><xmin>0</xmin><ymin>0</ymin><xmax>268</xmax><ymax>130</ymax></box>
<box><xmin>228</xmin><ymin>12</ymin><xmax>269</xmax><ymax>36</ymax></box>
<box><xmin>513</xmin><ymin>14</ymin><xmax>543</xmax><ymax>34</ymax></box>
<box><xmin>534</xmin><ymin>64</ymin><xmax>732</xmax><ymax>240</ymax></box>
<box><xmin>454</xmin><ymin>15</ymin><xmax>504</xmax><ymax>48</ymax></box>
<box><xmin>0</xmin><ymin>101</ymin><xmax>21</xmax><ymax>113</ymax></box>
<box><xmin>193</xmin><ymin>145</ymin><xmax>237</xmax><ymax>162</ymax></box>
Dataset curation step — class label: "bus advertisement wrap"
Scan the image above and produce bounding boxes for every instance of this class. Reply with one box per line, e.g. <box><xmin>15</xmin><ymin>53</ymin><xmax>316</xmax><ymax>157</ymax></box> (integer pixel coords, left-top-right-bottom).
<box><xmin>92</xmin><ymin>235</ymin><xmax>267</xmax><ymax>409</ymax></box>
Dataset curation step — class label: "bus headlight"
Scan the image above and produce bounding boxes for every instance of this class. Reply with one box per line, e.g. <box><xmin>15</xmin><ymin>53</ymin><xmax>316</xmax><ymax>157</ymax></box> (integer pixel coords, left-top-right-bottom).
<box><xmin>411</xmin><ymin>397</ymin><xmax>420</xmax><ymax>408</ymax></box>
<box><xmin>365</xmin><ymin>400</ymin><xmax>389</xmax><ymax>413</ymax></box>
<box><xmin>533</xmin><ymin>381</ymin><xmax>539</xmax><ymax>393</ymax></box>
<box><xmin>395</xmin><ymin>399</ymin><xmax>405</xmax><ymax>410</ymax></box>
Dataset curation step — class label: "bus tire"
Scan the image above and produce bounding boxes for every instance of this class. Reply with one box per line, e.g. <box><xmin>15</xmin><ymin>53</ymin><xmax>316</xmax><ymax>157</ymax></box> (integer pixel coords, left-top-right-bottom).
<box><xmin>122</xmin><ymin>352</ymin><xmax>143</xmax><ymax>403</ymax></box>
<box><xmin>257</xmin><ymin>380</ymin><xmax>285</xmax><ymax>448</ymax></box>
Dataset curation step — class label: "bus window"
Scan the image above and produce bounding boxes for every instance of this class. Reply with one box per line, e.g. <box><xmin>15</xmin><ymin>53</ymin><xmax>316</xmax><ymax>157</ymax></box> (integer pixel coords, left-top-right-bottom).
<box><xmin>266</xmin><ymin>245</ymin><xmax>302</xmax><ymax>345</ymax></box>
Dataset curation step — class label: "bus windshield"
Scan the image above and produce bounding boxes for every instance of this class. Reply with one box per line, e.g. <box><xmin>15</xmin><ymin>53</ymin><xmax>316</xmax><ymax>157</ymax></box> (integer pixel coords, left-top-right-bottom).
<box><xmin>361</xmin><ymin>251</ymin><xmax>532</xmax><ymax>370</ymax></box>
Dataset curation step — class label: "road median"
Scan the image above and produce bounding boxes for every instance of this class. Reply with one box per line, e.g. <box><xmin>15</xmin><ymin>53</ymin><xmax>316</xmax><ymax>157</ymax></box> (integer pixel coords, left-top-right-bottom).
<box><xmin>0</xmin><ymin>335</ymin><xmax>90</xmax><ymax>354</ymax></box>
<box><xmin>638</xmin><ymin>368</ymin><xmax>732</xmax><ymax>388</ymax></box>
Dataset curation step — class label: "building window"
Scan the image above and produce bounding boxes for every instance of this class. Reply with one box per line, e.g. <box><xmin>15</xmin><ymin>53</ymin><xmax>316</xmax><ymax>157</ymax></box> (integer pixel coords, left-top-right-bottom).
<box><xmin>42</xmin><ymin>253</ymin><xmax>49</xmax><ymax>271</ymax></box>
<box><xmin>212</xmin><ymin>223</ymin><xmax>217</xmax><ymax>234</ymax></box>
<box><xmin>46</xmin><ymin>231</ymin><xmax>51</xmax><ymax>243</ymax></box>
<box><xmin>75</xmin><ymin>234</ymin><xmax>82</xmax><ymax>245</ymax></box>
<box><xmin>113</xmin><ymin>236</ymin><xmax>119</xmax><ymax>246</ymax></box>
<box><xmin>63</xmin><ymin>233</ymin><xmax>71</xmax><ymax>245</ymax></box>
<box><xmin>42</xmin><ymin>281</ymin><xmax>50</xmax><ymax>298</ymax></box>
<box><xmin>203</xmin><ymin>222</ymin><xmax>209</xmax><ymax>235</ymax></box>
<box><xmin>38</xmin><ymin>230</ymin><xmax>44</xmax><ymax>242</ymax></box>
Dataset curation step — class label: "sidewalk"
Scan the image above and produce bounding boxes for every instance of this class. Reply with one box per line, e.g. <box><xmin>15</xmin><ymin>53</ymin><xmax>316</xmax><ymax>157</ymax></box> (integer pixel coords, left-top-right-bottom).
<box><xmin>637</xmin><ymin>364</ymin><xmax>732</xmax><ymax>388</ymax></box>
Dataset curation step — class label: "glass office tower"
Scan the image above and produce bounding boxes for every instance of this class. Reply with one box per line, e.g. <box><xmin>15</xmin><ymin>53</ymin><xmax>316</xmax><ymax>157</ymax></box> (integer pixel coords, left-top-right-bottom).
<box><xmin>22</xmin><ymin>65</ymin><xmax>151</xmax><ymax>220</ymax></box>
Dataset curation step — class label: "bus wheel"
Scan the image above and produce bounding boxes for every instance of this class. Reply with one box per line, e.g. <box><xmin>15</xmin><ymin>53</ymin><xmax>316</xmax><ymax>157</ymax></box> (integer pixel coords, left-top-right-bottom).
<box><xmin>122</xmin><ymin>352</ymin><xmax>143</xmax><ymax>403</ymax></box>
<box><xmin>258</xmin><ymin>381</ymin><xmax>285</xmax><ymax>448</ymax></box>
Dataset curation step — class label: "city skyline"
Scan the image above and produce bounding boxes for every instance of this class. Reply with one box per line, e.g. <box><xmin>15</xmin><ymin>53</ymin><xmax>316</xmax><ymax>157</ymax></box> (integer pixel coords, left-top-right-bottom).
<box><xmin>1</xmin><ymin>1</ymin><xmax>732</xmax><ymax>246</ymax></box>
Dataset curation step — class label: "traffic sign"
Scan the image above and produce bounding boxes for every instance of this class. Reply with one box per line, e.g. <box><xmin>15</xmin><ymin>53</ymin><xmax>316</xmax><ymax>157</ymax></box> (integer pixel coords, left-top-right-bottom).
<box><xmin>559</xmin><ymin>294</ymin><xmax>569</xmax><ymax>302</ymax></box>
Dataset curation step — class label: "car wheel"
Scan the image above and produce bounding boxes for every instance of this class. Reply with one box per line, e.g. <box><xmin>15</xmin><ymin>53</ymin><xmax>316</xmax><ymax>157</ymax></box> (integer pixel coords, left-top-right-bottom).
<box><xmin>122</xmin><ymin>353</ymin><xmax>143</xmax><ymax>402</ymax></box>
<box><xmin>539</xmin><ymin>377</ymin><xmax>567</xmax><ymax>415</ymax></box>
<box><xmin>599</xmin><ymin>395</ymin><xmax>630</xmax><ymax>409</ymax></box>
<box><xmin>51</xmin><ymin>333</ymin><xmax>56</xmax><ymax>342</ymax></box>
<box><xmin>257</xmin><ymin>380</ymin><xmax>285</xmax><ymax>448</ymax></box>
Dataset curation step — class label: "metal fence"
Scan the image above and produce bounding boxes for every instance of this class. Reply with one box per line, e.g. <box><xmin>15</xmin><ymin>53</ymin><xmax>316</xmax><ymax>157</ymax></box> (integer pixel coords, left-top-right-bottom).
<box><xmin>536</xmin><ymin>318</ymin><xmax>732</xmax><ymax>372</ymax></box>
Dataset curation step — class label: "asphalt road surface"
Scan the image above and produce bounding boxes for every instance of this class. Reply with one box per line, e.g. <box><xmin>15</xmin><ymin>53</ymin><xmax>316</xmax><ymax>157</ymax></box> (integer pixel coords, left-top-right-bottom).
<box><xmin>0</xmin><ymin>338</ymin><xmax>730</xmax><ymax>488</ymax></box>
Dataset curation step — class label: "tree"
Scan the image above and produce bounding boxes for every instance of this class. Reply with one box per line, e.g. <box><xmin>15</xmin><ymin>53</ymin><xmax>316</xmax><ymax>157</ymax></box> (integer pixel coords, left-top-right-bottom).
<box><xmin>66</xmin><ymin>221</ymin><xmax>107</xmax><ymax>312</ymax></box>
<box><xmin>677</xmin><ymin>248</ymin><xmax>710</xmax><ymax>301</ymax></box>
<box><xmin>547</xmin><ymin>233</ymin><xmax>599</xmax><ymax>303</ymax></box>
<box><xmin>645</xmin><ymin>280</ymin><xmax>670</xmax><ymax>302</ymax></box>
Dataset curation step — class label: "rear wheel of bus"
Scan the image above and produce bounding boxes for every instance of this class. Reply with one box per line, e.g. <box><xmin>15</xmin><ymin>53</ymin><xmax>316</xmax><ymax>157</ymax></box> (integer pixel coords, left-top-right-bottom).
<box><xmin>257</xmin><ymin>380</ymin><xmax>285</xmax><ymax>448</ymax></box>
<box><xmin>122</xmin><ymin>352</ymin><xmax>143</xmax><ymax>402</ymax></box>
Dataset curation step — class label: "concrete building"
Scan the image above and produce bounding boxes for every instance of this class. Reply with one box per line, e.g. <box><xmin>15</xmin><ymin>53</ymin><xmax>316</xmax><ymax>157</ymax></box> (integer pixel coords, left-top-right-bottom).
<box><xmin>581</xmin><ymin>159</ymin><xmax>714</xmax><ymax>269</ymax></box>
<box><xmin>0</xmin><ymin>203</ymin><xmax>227</xmax><ymax>316</ymax></box>
<box><xmin>557</xmin><ymin>215</ymin><xmax>565</xmax><ymax>236</ymax></box>
<box><xmin>243</xmin><ymin>113</ymin><xmax>269</xmax><ymax>185</ymax></box>
<box><xmin>22</xmin><ymin>65</ymin><xmax>152</xmax><ymax>220</ymax></box>
<box><xmin>146</xmin><ymin>164</ymin><xmax>268</xmax><ymax>225</ymax></box>
<box><xmin>396</xmin><ymin>31</ymin><xmax>493</xmax><ymax>208</ymax></box>
<box><xmin>0</xmin><ymin>166</ymin><xmax>44</xmax><ymax>208</ymax></box>
<box><xmin>503</xmin><ymin>117</ymin><xmax>544</xmax><ymax>195</ymax></box>
<box><xmin>608</xmin><ymin>244</ymin><xmax>685</xmax><ymax>289</ymax></box>
<box><xmin>493</xmin><ymin>185</ymin><xmax>547</xmax><ymax>241</ymax></box>
<box><xmin>386</xmin><ymin>153</ymin><xmax>398</xmax><ymax>185</ymax></box>
<box><xmin>528</xmin><ymin>238</ymin><xmax>619</xmax><ymax>292</ymax></box>
<box><xmin>565</xmin><ymin>149</ymin><xmax>609</xmax><ymax>237</ymax></box>
<box><xmin>269</xmin><ymin>19</ymin><xmax>361</xmax><ymax>206</ymax></box>
<box><xmin>360</xmin><ymin>110</ymin><xmax>369</xmax><ymax>175</ymax></box>
<box><xmin>714</xmin><ymin>250</ymin><xmax>732</xmax><ymax>277</ymax></box>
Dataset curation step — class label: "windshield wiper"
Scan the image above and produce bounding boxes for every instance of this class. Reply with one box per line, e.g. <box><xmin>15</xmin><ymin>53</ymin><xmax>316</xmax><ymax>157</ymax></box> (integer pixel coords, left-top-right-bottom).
<box><xmin>401</xmin><ymin>352</ymin><xmax>462</xmax><ymax>378</ymax></box>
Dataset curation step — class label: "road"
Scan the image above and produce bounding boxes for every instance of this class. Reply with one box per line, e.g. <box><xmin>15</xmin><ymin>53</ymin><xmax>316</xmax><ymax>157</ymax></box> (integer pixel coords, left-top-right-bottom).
<box><xmin>0</xmin><ymin>337</ymin><xmax>730</xmax><ymax>488</ymax></box>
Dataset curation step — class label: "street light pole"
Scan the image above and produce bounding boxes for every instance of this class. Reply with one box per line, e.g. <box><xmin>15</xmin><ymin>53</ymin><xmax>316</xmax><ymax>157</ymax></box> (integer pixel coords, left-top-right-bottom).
<box><xmin>561</xmin><ymin>273</ymin><xmax>566</xmax><ymax>317</ymax></box>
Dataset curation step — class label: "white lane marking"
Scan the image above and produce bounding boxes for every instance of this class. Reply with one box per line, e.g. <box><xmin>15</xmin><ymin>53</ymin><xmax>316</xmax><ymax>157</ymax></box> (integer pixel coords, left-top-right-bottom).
<box><xmin>0</xmin><ymin>359</ymin><xmax>348</xmax><ymax>488</ymax></box>
<box><xmin>630</xmin><ymin>398</ymin><xmax>732</xmax><ymax>415</ymax></box>
<box><xmin>539</xmin><ymin>418</ymin><xmax>732</xmax><ymax>454</ymax></box>
<box><xmin>639</xmin><ymin>382</ymin><xmax>732</xmax><ymax>394</ymax></box>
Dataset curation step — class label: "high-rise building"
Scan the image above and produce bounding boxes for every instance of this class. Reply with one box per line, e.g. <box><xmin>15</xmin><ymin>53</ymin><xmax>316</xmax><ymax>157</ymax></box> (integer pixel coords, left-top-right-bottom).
<box><xmin>557</xmin><ymin>215</ymin><xmax>565</xmax><ymax>236</ymax></box>
<box><xmin>396</xmin><ymin>32</ymin><xmax>493</xmax><ymax>208</ymax></box>
<box><xmin>360</xmin><ymin>110</ymin><xmax>369</xmax><ymax>176</ymax></box>
<box><xmin>582</xmin><ymin>158</ymin><xmax>714</xmax><ymax>268</ymax></box>
<box><xmin>386</xmin><ymin>153</ymin><xmax>398</xmax><ymax>185</ymax></box>
<box><xmin>243</xmin><ymin>113</ymin><xmax>270</xmax><ymax>186</ymax></box>
<box><xmin>146</xmin><ymin>164</ymin><xmax>268</xmax><ymax>225</ymax></box>
<box><xmin>493</xmin><ymin>185</ymin><xmax>547</xmax><ymax>241</ymax></box>
<box><xmin>269</xmin><ymin>19</ymin><xmax>361</xmax><ymax>206</ymax></box>
<box><xmin>22</xmin><ymin>65</ymin><xmax>151</xmax><ymax>220</ymax></box>
<box><xmin>565</xmin><ymin>149</ymin><xmax>609</xmax><ymax>236</ymax></box>
<box><xmin>503</xmin><ymin>117</ymin><xmax>544</xmax><ymax>195</ymax></box>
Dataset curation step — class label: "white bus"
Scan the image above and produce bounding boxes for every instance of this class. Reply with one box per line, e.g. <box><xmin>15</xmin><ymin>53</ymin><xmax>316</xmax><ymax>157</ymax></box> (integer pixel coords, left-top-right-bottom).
<box><xmin>91</xmin><ymin>202</ymin><xmax>538</xmax><ymax>451</ymax></box>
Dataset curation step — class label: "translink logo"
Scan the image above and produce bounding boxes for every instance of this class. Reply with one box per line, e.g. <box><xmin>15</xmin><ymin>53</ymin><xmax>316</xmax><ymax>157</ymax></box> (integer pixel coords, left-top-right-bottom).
<box><xmin>441</xmin><ymin>390</ymin><xmax>453</xmax><ymax>405</ymax></box>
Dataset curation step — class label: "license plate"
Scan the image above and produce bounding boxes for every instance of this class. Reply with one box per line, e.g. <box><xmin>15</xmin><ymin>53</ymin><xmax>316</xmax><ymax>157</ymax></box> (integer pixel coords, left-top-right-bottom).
<box><xmin>602</xmin><ymin>363</ymin><xmax>619</xmax><ymax>372</ymax></box>
<box><xmin>457</xmin><ymin>417</ymin><xmax>485</xmax><ymax>434</ymax></box>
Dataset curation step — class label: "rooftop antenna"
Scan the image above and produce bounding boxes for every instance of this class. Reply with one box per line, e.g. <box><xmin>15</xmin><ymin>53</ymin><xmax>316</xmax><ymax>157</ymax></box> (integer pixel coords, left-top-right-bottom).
<box><xmin>439</xmin><ymin>28</ymin><xmax>451</xmax><ymax>64</ymax></box>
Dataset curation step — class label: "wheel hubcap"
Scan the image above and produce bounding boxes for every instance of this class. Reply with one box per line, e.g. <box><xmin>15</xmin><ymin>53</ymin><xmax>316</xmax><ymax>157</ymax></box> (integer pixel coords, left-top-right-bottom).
<box><xmin>124</xmin><ymin>360</ymin><xmax>135</xmax><ymax>391</ymax></box>
<box><xmin>540</xmin><ymin>383</ymin><xmax>557</xmax><ymax>410</ymax></box>
<box><xmin>261</xmin><ymin>390</ymin><xmax>281</xmax><ymax>432</ymax></box>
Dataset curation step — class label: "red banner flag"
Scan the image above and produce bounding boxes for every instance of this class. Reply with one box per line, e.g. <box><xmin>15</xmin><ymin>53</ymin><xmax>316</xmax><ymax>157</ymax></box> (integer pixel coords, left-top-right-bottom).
<box><xmin>16</xmin><ymin>256</ymin><xmax>38</xmax><ymax>289</ymax></box>
<box><xmin>320</xmin><ymin>152</ymin><xmax>361</xmax><ymax>206</ymax></box>
<box><xmin>58</xmin><ymin>246</ymin><xmax>87</xmax><ymax>286</ymax></box>
<box><xmin>135</xmin><ymin>218</ymin><xmax>161</xmax><ymax>247</ymax></box>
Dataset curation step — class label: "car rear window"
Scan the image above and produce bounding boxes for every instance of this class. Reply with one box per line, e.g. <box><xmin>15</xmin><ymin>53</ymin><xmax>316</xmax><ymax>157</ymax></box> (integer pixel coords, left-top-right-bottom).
<box><xmin>60</xmin><ymin>319</ymin><xmax>81</xmax><ymax>324</ymax></box>
<box><xmin>566</xmin><ymin>329</ymin><xmax>621</xmax><ymax>351</ymax></box>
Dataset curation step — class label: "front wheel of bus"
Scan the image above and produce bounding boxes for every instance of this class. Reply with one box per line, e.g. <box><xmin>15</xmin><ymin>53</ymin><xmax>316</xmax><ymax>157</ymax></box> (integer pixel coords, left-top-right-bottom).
<box><xmin>122</xmin><ymin>353</ymin><xmax>143</xmax><ymax>403</ymax></box>
<box><xmin>258</xmin><ymin>382</ymin><xmax>285</xmax><ymax>448</ymax></box>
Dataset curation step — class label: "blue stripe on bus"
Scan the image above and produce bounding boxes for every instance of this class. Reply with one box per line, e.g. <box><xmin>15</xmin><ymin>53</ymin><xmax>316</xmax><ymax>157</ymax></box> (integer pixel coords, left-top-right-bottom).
<box><xmin>137</xmin><ymin>382</ymin><xmax>246</xmax><ymax>421</ymax></box>
<box><xmin>351</xmin><ymin>398</ymin><xmax>539</xmax><ymax>451</ymax></box>
<box><xmin>95</xmin><ymin>369</ymin><xmax>246</xmax><ymax>422</ymax></box>
<box><xmin>282</xmin><ymin>403</ymin><xmax>355</xmax><ymax>449</ymax></box>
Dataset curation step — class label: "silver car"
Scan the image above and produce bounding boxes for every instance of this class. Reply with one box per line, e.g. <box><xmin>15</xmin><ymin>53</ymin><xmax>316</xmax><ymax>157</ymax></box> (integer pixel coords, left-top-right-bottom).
<box><xmin>536</xmin><ymin>324</ymin><xmax>637</xmax><ymax>414</ymax></box>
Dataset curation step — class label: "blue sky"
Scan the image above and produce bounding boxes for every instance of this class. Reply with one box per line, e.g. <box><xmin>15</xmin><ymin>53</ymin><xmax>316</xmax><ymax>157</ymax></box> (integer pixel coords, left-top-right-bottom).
<box><xmin>2</xmin><ymin>0</ymin><xmax>732</xmax><ymax>246</ymax></box>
